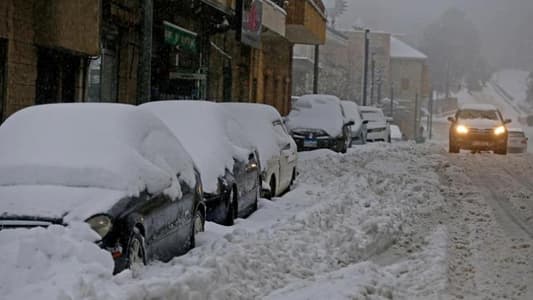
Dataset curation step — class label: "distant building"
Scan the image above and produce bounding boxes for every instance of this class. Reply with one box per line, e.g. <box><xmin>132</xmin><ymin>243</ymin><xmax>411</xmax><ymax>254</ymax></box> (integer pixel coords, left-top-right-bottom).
<box><xmin>389</xmin><ymin>36</ymin><xmax>430</xmax><ymax>139</ymax></box>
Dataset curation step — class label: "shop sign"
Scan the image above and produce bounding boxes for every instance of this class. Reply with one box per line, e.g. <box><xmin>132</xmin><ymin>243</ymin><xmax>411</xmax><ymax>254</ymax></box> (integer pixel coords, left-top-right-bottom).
<box><xmin>241</xmin><ymin>0</ymin><xmax>263</xmax><ymax>49</ymax></box>
<box><xmin>164</xmin><ymin>21</ymin><xmax>198</xmax><ymax>53</ymax></box>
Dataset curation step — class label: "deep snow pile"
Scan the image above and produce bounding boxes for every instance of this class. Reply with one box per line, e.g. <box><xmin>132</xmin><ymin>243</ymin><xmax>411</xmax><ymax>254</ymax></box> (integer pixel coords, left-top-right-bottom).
<box><xmin>0</xmin><ymin>143</ymin><xmax>452</xmax><ymax>299</ymax></box>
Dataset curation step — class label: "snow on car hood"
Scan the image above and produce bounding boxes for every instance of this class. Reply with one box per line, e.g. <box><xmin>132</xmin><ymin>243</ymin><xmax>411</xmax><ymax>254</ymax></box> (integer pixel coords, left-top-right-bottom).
<box><xmin>0</xmin><ymin>104</ymin><xmax>196</xmax><ymax>199</ymax></box>
<box><xmin>0</xmin><ymin>185</ymin><xmax>128</xmax><ymax>222</ymax></box>
<box><xmin>458</xmin><ymin>118</ymin><xmax>502</xmax><ymax>129</ymax></box>
<box><xmin>286</xmin><ymin>96</ymin><xmax>344</xmax><ymax>137</ymax></box>
<box><xmin>140</xmin><ymin>101</ymin><xmax>253</xmax><ymax>193</ymax></box>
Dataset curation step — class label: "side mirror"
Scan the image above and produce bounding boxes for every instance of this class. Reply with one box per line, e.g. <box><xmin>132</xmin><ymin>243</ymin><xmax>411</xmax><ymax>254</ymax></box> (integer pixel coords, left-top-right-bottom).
<box><xmin>504</xmin><ymin>119</ymin><xmax>512</xmax><ymax>124</ymax></box>
<box><xmin>346</xmin><ymin>121</ymin><xmax>355</xmax><ymax>126</ymax></box>
<box><xmin>281</xmin><ymin>143</ymin><xmax>291</xmax><ymax>151</ymax></box>
<box><xmin>362</xmin><ymin>120</ymin><xmax>369</xmax><ymax>125</ymax></box>
<box><xmin>447</xmin><ymin>116</ymin><xmax>456</xmax><ymax>123</ymax></box>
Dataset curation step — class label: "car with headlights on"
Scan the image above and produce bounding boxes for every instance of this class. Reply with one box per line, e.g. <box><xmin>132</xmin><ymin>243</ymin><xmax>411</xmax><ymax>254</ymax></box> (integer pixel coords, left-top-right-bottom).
<box><xmin>0</xmin><ymin>103</ymin><xmax>206</xmax><ymax>274</ymax></box>
<box><xmin>222</xmin><ymin>103</ymin><xmax>298</xmax><ymax>199</ymax></box>
<box><xmin>286</xmin><ymin>94</ymin><xmax>354</xmax><ymax>153</ymax></box>
<box><xmin>360</xmin><ymin>106</ymin><xmax>391</xmax><ymax>143</ymax></box>
<box><xmin>341</xmin><ymin>100</ymin><xmax>368</xmax><ymax>145</ymax></box>
<box><xmin>140</xmin><ymin>101</ymin><xmax>260</xmax><ymax>226</ymax></box>
<box><xmin>448</xmin><ymin>104</ymin><xmax>511</xmax><ymax>154</ymax></box>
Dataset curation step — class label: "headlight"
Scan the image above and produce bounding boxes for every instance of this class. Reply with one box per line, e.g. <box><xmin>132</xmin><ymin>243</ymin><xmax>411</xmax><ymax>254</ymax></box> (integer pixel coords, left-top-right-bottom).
<box><xmin>86</xmin><ymin>215</ymin><xmax>113</xmax><ymax>238</ymax></box>
<box><xmin>456</xmin><ymin>125</ymin><xmax>469</xmax><ymax>134</ymax></box>
<box><xmin>494</xmin><ymin>126</ymin><xmax>506</xmax><ymax>135</ymax></box>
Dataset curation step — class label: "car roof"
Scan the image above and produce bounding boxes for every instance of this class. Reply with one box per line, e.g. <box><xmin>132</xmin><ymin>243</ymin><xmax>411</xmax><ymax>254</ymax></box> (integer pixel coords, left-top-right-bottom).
<box><xmin>360</xmin><ymin>106</ymin><xmax>382</xmax><ymax>112</ymax></box>
<box><xmin>508</xmin><ymin>128</ymin><xmax>524</xmax><ymax>133</ymax></box>
<box><xmin>459</xmin><ymin>103</ymin><xmax>498</xmax><ymax>111</ymax></box>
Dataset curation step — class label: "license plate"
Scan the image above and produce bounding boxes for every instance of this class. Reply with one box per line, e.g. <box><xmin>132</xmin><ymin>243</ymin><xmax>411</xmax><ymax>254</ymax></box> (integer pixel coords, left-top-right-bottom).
<box><xmin>472</xmin><ymin>141</ymin><xmax>489</xmax><ymax>147</ymax></box>
<box><xmin>304</xmin><ymin>139</ymin><xmax>318</xmax><ymax>148</ymax></box>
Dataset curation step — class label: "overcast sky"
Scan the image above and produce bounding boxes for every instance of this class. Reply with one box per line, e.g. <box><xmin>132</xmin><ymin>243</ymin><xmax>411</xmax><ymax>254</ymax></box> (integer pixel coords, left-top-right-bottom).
<box><xmin>336</xmin><ymin>0</ymin><xmax>533</xmax><ymax>69</ymax></box>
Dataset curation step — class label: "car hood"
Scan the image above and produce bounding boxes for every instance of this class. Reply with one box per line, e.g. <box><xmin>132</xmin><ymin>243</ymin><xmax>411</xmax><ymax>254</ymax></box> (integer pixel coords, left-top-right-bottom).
<box><xmin>459</xmin><ymin>119</ymin><xmax>502</xmax><ymax>129</ymax></box>
<box><xmin>0</xmin><ymin>185</ymin><xmax>128</xmax><ymax>223</ymax></box>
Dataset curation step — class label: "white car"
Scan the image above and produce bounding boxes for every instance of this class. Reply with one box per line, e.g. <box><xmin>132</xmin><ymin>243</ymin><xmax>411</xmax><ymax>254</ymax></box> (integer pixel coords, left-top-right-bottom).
<box><xmin>390</xmin><ymin>125</ymin><xmax>403</xmax><ymax>142</ymax></box>
<box><xmin>508</xmin><ymin>128</ymin><xmax>528</xmax><ymax>153</ymax></box>
<box><xmin>222</xmin><ymin>103</ymin><xmax>298</xmax><ymax>199</ymax></box>
<box><xmin>341</xmin><ymin>100</ymin><xmax>368</xmax><ymax>145</ymax></box>
<box><xmin>360</xmin><ymin>106</ymin><xmax>391</xmax><ymax>142</ymax></box>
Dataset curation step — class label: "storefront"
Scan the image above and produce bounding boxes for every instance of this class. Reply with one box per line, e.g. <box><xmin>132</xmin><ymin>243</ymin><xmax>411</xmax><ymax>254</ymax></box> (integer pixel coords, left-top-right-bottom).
<box><xmin>151</xmin><ymin>21</ymin><xmax>206</xmax><ymax>100</ymax></box>
<box><xmin>0</xmin><ymin>39</ymin><xmax>5</xmax><ymax>120</ymax></box>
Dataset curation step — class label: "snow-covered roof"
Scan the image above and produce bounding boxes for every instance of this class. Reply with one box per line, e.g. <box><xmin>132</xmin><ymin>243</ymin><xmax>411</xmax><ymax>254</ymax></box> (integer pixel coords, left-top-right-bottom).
<box><xmin>286</xmin><ymin>94</ymin><xmax>345</xmax><ymax>137</ymax></box>
<box><xmin>459</xmin><ymin>103</ymin><xmax>498</xmax><ymax>111</ymax></box>
<box><xmin>390</xmin><ymin>36</ymin><xmax>427</xmax><ymax>60</ymax></box>
<box><xmin>0</xmin><ymin>104</ymin><xmax>195</xmax><ymax>207</ymax></box>
<box><xmin>140</xmin><ymin>101</ymin><xmax>254</xmax><ymax>194</ymax></box>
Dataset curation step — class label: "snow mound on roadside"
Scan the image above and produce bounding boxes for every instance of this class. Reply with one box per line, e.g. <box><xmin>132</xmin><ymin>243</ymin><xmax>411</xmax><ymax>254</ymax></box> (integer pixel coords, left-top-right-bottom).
<box><xmin>0</xmin><ymin>223</ymin><xmax>115</xmax><ymax>300</ymax></box>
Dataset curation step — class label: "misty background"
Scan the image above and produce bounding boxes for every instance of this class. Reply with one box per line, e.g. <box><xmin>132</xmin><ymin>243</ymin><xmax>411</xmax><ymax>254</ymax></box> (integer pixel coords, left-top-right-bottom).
<box><xmin>336</xmin><ymin>0</ymin><xmax>533</xmax><ymax>72</ymax></box>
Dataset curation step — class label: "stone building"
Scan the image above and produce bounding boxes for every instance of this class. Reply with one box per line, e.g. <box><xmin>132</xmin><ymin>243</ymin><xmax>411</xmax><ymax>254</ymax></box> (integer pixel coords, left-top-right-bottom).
<box><xmin>389</xmin><ymin>36</ymin><xmax>430</xmax><ymax>139</ymax></box>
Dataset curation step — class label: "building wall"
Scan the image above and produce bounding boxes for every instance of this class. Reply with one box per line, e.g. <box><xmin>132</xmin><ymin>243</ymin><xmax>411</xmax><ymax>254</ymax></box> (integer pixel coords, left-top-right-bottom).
<box><xmin>1</xmin><ymin>0</ymin><xmax>38</xmax><ymax>120</ymax></box>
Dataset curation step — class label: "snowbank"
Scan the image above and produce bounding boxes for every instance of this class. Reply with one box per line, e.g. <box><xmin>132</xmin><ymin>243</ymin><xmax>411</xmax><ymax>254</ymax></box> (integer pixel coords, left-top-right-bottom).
<box><xmin>140</xmin><ymin>101</ymin><xmax>253</xmax><ymax>193</ymax></box>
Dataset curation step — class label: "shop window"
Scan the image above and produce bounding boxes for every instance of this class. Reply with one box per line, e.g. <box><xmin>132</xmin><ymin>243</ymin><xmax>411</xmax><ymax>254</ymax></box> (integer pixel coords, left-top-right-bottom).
<box><xmin>0</xmin><ymin>39</ymin><xmax>6</xmax><ymax>121</ymax></box>
<box><xmin>36</xmin><ymin>48</ymin><xmax>79</xmax><ymax>104</ymax></box>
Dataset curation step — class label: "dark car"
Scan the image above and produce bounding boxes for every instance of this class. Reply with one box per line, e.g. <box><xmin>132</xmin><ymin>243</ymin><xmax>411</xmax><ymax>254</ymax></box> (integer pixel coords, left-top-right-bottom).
<box><xmin>140</xmin><ymin>101</ymin><xmax>260</xmax><ymax>226</ymax></box>
<box><xmin>286</xmin><ymin>94</ymin><xmax>354</xmax><ymax>153</ymax></box>
<box><xmin>0</xmin><ymin>104</ymin><xmax>206</xmax><ymax>274</ymax></box>
<box><xmin>448</xmin><ymin>104</ymin><xmax>511</xmax><ymax>154</ymax></box>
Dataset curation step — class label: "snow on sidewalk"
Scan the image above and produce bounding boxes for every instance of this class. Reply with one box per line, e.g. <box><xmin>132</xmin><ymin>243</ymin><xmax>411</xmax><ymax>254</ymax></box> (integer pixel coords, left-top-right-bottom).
<box><xmin>0</xmin><ymin>143</ymin><xmax>452</xmax><ymax>300</ymax></box>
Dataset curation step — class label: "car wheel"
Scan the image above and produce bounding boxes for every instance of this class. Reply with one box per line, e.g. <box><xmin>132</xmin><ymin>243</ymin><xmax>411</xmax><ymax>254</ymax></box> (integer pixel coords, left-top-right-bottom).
<box><xmin>495</xmin><ymin>146</ymin><xmax>508</xmax><ymax>155</ymax></box>
<box><xmin>290</xmin><ymin>168</ymin><xmax>296</xmax><ymax>186</ymax></box>
<box><xmin>125</xmin><ymin>227</ymin><xmax>146</xmax><ymax>273</ymax></box>
<box><xmin>190</xmin><ymin>208</ymin><xmax>204</xmax><ymax>249</ymax></box>
<box><xmin>267</xmin><ymin>176</ymin><xmax>276</xmax><ymax>200</ymax></box>
<box><xmin>449</xmin><ymin>139</ymin><xmax>459</xmax><ymax>153</ymax></box>
<box><xmin>224</xmin><ymin>188</ymin><xmax>237</xmax><ymax>226</ymax></box>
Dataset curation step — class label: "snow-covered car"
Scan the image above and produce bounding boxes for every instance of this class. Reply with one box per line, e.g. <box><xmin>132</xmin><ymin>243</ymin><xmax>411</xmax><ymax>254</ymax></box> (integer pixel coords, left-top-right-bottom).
<box><xmin>141</xmin><ymin>101</ymin><xmax>260</xmax><ymax>226</ymax></box>
<box><xmin>360</xmin><ymin>106</ymin><xmax>391</xmax><ymax>143</ymax></box>
<box><xmin>390</xmin><ymin>125</ymin><xmax>403</xmax><ymax>142</ymax></box>
<box><xmin>286</xmin><ymin>94</ymin><xmax>355</xmax><ymax>153</ymax></box>
<box><xmin>341</xmin><ymin>100</ymin><xmax>368</xmax><ymax>145</ymax></box>
<box><xmin>448</xmin><ymin>104</ymin><xmax>511</xmax><ymax>154</ymax></box>
<box><xmin>0</xmin><ymin>103</ymin><xmax>205</xmax><ymax>274</ymax></box>
<box><xmin>507</xmin><ymin>128</ymin><xmax>528</xmax><ymax>153</ymax></box>
<box><xmin>222</xmin><ymin>103</ymin><xmax>298</xmax><ymax>199</ymax></box>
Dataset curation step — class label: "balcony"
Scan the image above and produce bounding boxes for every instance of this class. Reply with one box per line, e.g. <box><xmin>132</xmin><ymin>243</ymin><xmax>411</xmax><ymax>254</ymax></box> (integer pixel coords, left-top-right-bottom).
<box><xmin>286</xmin><ymin>0</ymin><xmax>327</xmax><ymax>45</ymax></box>
<box><xmin>261</xmin><ymin>0</ymin><xmax>287</xmax><ymax>37</ymax></box>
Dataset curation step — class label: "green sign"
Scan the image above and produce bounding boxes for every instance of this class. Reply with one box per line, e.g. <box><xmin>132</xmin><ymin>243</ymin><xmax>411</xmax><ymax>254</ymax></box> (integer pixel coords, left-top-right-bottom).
<box><xmin>164</xmin><ymin>21</ymin><xmax>198</xmax><ymax>53</ymax></box>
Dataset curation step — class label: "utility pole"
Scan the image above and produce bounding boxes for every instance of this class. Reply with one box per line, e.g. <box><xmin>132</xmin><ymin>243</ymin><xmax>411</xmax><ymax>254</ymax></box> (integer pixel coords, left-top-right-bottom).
<box><xmin>362</xmin><ymin>29</ymin><xmax>370</xmax><ymax>105</ymax></box>
<box><xmin>370</xmin><ymin>53</ymin><xmax>375</xmax><ymax>105</ymax></box>
<box><xmin>137</xmin><ymin>0</ymin><xmax>153</xmax><ymax>104</ymax></box>
<box><xmin>389</xmin><ymin>84</ymin><xmax>394</xmax><ymax>117</ymax></box>
<box><xmin>313</xmin><ymin>45</ymin><xmax>319</xmax><ymax>94</ymax></box>
<box><xmin>413</xmin><ymin>93</ymin><xmax>419</xmax><ymax>141</ymax></box>
<box><xmin>428</xmin><ymin>90</ymin><xmax>434</xmax><ymax>140</ymax></box>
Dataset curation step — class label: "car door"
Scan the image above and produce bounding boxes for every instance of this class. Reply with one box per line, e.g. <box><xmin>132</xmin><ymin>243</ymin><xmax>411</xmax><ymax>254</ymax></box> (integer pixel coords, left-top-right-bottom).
<box><xmin>273</xmin><ymin>120</ymin><xmax>297</xmax><ymax>191</ymax></box>
<box><xmin>141</xmin><ymin>183</ymin><xmax>194</xmax><ymax>261</ymax></box>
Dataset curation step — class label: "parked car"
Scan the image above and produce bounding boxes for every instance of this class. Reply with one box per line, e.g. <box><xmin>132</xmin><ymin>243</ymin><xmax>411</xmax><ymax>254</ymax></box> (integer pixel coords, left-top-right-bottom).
<box><xmin>141</xmin><ymin>101</ymin><xmax>260</xmax><ymax>226</ymax></box>
<box><xmin>341</xmin><ymin>100</ymin><xmax>368</xmax><ymax>145</ymax></box>
<box><xmin>507</xmin><ymin>128</ymin><xmax>528</xmax><ymax>153</ymax></box>
<box><xmin>360</xmin><ymin>106</ymin><xmax>391</xmax><ymax>142</ymax></box>
<box><xmin>286</xmin><ymin>94</ymin><xmax>354</xmax><ymax>153</ymax></box>
<box><xmin>222</xmin><ymin>103</ymin><xmax>298</xmax><ymax>199</ymax></box>
<box><xmin>0</xmin><ymin>103</ymin><xmax>205</xmax><ymax>274</ymax></box>
<box><xmin>390</xmin><ymin>125</ymin><xmax>403</xmax><ymax>142</ymax></box>
<box><xmin>448</xmin><ymin>104</ymin><xmax>511</xmax><ymax>154</ymax></box>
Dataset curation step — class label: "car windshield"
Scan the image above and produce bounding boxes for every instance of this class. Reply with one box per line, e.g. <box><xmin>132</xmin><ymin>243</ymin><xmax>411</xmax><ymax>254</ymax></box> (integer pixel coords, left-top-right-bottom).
<box><xmin>361</xmin><ymin>111</ymin><xmax>383</xmax><ymax>122</ymax></box>
<box><xmin>457</xmin><ymin>109</ymin><xmax>499</xmax><ymax>120</ymax></box>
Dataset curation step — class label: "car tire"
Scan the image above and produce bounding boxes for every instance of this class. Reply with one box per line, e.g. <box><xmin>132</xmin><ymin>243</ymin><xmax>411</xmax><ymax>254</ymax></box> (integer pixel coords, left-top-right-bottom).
<box><xmin>125</xmin><ymin>227</ymin><xmax>146</xmax><ymax>273</ymax></box>
<box><xmin>495</xmin><ymin>146</ymin><xmax>507</xmax><ymax>155</ymax></box>
<box><xmin>224</xmin><ymin>188</ymin><xmax>237</xmax><ymax>226</ymax></box>
<box><xmin>267</xmin><ymin>176</ymin><xmax>276</xmax><ymax>200</ymax></box>
<box><xmin>449</xmin><ymin>139</ymin><xmax>460</xmax><ymax>153</ymax></box>
<box><xmin>290</xmin><ymin>168</ymin><xmax>296</xmax><ymax>187</ymax></box>
<box><xmin>190</xmin><ymin>208</ymin><xmax>204</xmax><ymax>249</ymax></box>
